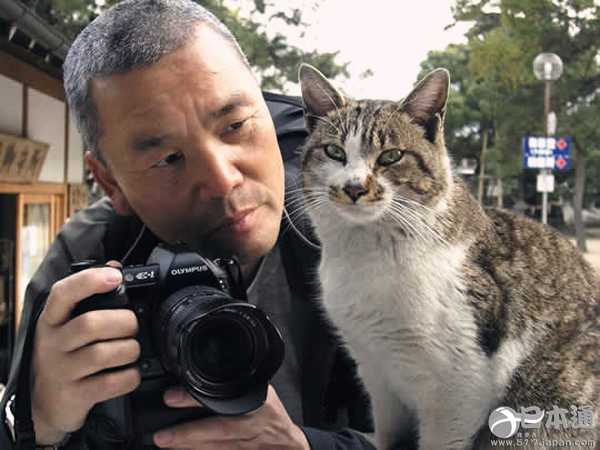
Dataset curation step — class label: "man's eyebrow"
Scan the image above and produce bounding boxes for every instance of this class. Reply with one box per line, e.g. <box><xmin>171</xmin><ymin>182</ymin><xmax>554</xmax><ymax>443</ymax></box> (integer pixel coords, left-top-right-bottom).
<box><xmin>129</xmin><ymin>94</ymin><xmax>253</xmax><ymax>150</ymax></box>
<box><xmin>131</xmin><ymin>134</ymin><xmax>171</xmax><ymax>151</ymax></box>
<box><xmin>210</xmin><ymin>92</ymin><xmax>252</xmax><ymax>120</ymax></box>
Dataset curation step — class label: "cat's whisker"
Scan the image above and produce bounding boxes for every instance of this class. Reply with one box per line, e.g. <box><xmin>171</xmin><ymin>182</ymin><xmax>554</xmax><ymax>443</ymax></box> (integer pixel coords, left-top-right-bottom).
<box><xmin>383</xmin><ymin>214</ymin><xmax>429</xmax><ymax>247</ymax></box>
<box><xmin>381</xmin><ymin>103</ymin><xmax>405</xmax><ymax>136</ymax></box>
<box><xmin>392</xmin><ymin>213</ymin><xmax>441</xmax><ymax>247</ymax></box>
<box><xmin>285</xmin><ymin>185</ymin><xmax>325</xmax><ymax>196</ymax></box>
<box><xmin>285</xmin><ymin>186</ymin><xmax>328</xmax><ymax>204</ymax></box>
<box><xmin>381</xmin><ymin>208</ymin><xmax>417</xmax><ymax>237</ymax></box>
<box><xmin>386</xmin><ymin>201</ymin><xmax>442</xmax><ymax>245</ymax></box>
<box><xmin>393</xmin><ymin>195</ymin><xmax>436</xmax><ymax>214</ymax></box>
<box><xmin>282</xmin><ymin>201</ymin><xmax>324</xmax><ymax>237</ymax></box>
<box><xmin>342</xmin><ymin>103</ymin><xmax>353</xmax><ymax>136</ymax></box>
<box><xmin>314</xmin><ymin>82</ymin><xmax>344</xmax><ymax>116</ymax></box>
<box><xmin>391</xmin><ymin>197</ymin><xmax>440</xmax><ymax>225</ymax></box>
<box><xmin>299</xmin><ymin>64</ymin><xmax>600</xmax><ymax>450</ymax></box>
<box><xmin>309</xmin><ymin>82</ymin><xmax>349</xmax><ymax>135</ymax></box>
<box><xmin>287</xmin><ymin>196</ymin><xmax>331</xmax><ymax>216</ymax></box>
<box><xmin>285</xmin><ymin>200</ymin><xmax>317</xmax><ymax>221</ymax></box>
<box><xmin>312</xmin><ymin>115</ymin><xmax>343</xmax><ymax>135</ymax></box>
<box><xmin>286</xmin><ymin>194</ymin><xmax>331</xmax><ymax>223</ymax></box>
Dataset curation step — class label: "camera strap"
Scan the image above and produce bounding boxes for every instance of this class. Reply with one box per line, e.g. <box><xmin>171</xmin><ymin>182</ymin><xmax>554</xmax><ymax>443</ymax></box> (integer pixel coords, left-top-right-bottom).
<box><xmin>13</xmin><ymin>303</ymin><xmax>43</xmax><ymax>449</ymax></box>
<box><xmin>103</xmin><ymin>212</ymin><xmax>158</xmax><ymax>266</ymax></box>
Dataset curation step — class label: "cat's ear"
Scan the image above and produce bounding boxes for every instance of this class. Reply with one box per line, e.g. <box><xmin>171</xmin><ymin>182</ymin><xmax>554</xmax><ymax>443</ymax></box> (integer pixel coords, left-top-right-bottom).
<box><xmin>401</xmin><ymin>68</ymin><xmax>450</xmax><ymax>143</ymax></box>
<box><xmin>298</xmin><ymin>63</ymin><xmax>346</xmax><ymax>131</ymax></box>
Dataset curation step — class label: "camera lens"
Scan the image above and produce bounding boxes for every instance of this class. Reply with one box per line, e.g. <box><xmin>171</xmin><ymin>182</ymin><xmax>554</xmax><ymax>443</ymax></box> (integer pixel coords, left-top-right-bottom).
<box><xmin>188</xmin><ymin>315</ymin><xmax>254</xmax><ymax>383</ymax></box>
<box><xmin>155</xmin><ymin>282</ymin><xmax>283</xmax><ymax>412</ymax></box>
<box><xmin>156</xmin><ymin>286</ymin><xmax>271</xmax><ymax>396</ymax></box>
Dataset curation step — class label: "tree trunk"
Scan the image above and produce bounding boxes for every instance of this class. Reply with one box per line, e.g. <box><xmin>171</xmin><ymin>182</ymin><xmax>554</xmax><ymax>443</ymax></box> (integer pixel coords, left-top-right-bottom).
<box><xmin>497</xmin><ymin>177</ymin><xmax>503</xmax><ymax>208</ymax></box>
<box><xmin>574</xmin><ymin>153</ymin><xmax>587</xmax><ymax>252</ymax></box>
<box><xmin>477</xmin><ymin>128</ymin><xmax>488</xmax><ymax>205</ymax></box>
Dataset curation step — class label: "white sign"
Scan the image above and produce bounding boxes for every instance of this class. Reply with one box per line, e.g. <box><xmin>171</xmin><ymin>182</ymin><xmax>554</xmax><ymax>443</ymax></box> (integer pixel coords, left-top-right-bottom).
<box><xmin>547</xmin><ymin>112</ymin><xmax>557</xmax><ymax>135</ymax></box>
<box><xmin>527</xmin><ymin>136</ymin><xmax>557</xmax><ymax>153</ymax></box>
<box><xmin>537</xmin><ymin>173</ymin><xmax>555</xmax><ymax>193</ymax></box>
<box><xmin>528</xmin><ymin>156</ymin><xmax>556</xmax><ymax>169</ymax></box>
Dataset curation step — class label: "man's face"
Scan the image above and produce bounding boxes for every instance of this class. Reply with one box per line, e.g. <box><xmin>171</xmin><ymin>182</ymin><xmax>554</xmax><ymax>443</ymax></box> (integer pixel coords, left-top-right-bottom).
<box><xmin>89</xmin><ymin>26</ymin><xmax>285</xmax><ymax>274</ymax></box>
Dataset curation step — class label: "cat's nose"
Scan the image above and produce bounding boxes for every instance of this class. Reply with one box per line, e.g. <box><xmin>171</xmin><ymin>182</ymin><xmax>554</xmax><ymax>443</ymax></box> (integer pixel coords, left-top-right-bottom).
<box><xmin>343</xmin><ymin>183</ymin><xmax>368</xmax><ymax>202</ymax></box>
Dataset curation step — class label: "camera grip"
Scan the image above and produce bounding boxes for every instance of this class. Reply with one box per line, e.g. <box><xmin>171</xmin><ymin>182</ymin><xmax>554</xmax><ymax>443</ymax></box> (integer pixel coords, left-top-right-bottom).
<box><xmin>72</xmin><ymin>285</ymin><xmax>130</xmax><ymax>317</ymax></box>
<box><xmin>70</xmin><ymin>260</ymin><xmax>130</xmax><ymax>317</ymax></box>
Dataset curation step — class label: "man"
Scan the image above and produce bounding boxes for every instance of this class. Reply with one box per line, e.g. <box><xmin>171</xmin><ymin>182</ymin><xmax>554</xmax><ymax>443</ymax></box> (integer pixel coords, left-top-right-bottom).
<box><xmin>0</xmin><ymin>0</ymin><xmax>374</xmax><ymax>448</ymax></box>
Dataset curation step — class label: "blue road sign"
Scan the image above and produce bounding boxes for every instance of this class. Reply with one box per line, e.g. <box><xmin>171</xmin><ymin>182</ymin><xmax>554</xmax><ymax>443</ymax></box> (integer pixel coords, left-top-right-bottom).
<box><xmin>523</xmin><ymin>136</ymin><xmax>571</xmax><ymax>170</ymax></box>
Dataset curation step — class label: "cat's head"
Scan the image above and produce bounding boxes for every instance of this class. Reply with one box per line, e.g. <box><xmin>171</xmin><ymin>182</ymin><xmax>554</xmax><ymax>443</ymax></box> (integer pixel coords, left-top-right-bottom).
<box><xmin>298</xmin><ymin>63</ymin><xmax>452</xmax><ymax>229</ymax></box>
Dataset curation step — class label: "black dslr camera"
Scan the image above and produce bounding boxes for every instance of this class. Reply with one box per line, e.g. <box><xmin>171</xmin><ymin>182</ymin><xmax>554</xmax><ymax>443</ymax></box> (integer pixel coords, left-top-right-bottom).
<box><xmin>71</xmin><ymin>243</ymin><xmax>284</xmax><ymax>448</ymax></box>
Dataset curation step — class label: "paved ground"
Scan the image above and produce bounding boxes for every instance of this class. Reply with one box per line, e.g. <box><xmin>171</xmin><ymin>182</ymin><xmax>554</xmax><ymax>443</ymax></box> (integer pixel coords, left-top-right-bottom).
<box><xmin>568</xmin><ymin>227</ymin><xmax>600</xmax><ymax>275</ymax></box>
<box><xmin>582</xmin><ymin>239</ymin><xmax>600</xmax><ymax>275</ymax></box>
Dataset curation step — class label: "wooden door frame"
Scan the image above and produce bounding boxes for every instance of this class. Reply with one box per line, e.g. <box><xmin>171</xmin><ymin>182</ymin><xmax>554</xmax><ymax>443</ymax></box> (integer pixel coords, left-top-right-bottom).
<box><xmin>0</xmin><ymin>183</ymin><xmax>67</xmax><ymax>328</ymax></box>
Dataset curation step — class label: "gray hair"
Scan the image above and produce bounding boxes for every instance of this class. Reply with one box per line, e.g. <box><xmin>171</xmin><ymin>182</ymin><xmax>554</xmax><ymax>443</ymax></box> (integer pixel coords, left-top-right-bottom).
<box><xmin>63</xmin><ymin>0</ymin><xmax>250</xmax><ymax>158</ymax></box>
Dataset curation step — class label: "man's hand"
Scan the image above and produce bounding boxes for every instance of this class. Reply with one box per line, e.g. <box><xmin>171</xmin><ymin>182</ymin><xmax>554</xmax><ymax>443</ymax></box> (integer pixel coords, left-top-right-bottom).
<box><xmin>153</xmin><ymin>385</ymin><xmax>310</xmax><ymax>449</ymax></box>
<box><xmin>31</xmin><ymin>264</ymin><xmax>141</xmax><ymax>445</ymax></box>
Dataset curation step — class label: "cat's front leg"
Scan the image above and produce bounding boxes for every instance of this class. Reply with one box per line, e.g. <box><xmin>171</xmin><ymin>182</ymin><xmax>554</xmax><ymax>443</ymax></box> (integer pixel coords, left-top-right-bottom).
<box><xmin>417</xmin><ymin>401</ymin><xmax>471</xmax><ymax>450</ymax></box>
<box><xmin>416</xmin><ymin>383</ymin><xmax>489</xmax><ymax>450</ymax></box>
<box><xmin>356</xmin><ymin>357</ymin><xmax>416</xmax><ymax>449</ymax></box>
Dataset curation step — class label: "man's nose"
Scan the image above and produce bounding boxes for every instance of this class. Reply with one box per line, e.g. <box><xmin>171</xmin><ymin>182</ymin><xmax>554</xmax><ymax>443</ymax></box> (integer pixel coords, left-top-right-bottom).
<box><xmin>192</xmin><ymin>143</ymin><xmax>244</xmax><ymax>200</ymax></box>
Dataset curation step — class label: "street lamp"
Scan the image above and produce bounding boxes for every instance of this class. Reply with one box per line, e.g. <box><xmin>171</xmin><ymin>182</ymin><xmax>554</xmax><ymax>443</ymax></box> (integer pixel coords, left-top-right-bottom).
<box><xmin>533</xmin><ymin>52</ymin><xmax>563</xmax><ymax>225</ymax></box>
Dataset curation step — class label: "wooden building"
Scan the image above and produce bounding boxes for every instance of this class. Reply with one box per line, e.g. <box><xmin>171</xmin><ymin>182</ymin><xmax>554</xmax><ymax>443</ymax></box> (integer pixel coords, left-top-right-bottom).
<box><xmin>0</xmin><ymin>0</ymin><xmax>86</xmax><ymax>382</ymax></box>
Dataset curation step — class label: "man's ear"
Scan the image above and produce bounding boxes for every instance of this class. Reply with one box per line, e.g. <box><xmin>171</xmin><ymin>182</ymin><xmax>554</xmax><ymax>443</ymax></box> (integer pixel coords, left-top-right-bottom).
<box><xmin>85</xmin><ymin>151</ymin><xmax>135</xmax><ymax>215</ymax></box>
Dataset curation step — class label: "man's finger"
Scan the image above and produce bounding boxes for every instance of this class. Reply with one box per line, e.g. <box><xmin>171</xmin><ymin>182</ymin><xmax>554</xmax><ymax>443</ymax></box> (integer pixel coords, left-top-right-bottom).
<box><xmin>154</xmin><ymin>413</ymin><xmax>252</xmax><ymax>448</ymax></box>
<box><xmin>60</xmin><ymin>309</ymin><xmax>138</xmax><ymax>351</ymax></box>
<box><xmin>68</xmin><ymin>338</ymin><xmax>141</xmax><ymax>379</ymax></box>
<box><xmin>163</xmin><ymin>387</ymin><xmax>205</xmax><ymax>408</ymax></box>
<box><xmin>41</xmin><ymin>267</ymin><xmax>122</xmax><ymax>327</ymax></box>
<box><xmin>77</xmin><ymin>365</ymin><xmax>141</xmax><ymax>407</ymax></box>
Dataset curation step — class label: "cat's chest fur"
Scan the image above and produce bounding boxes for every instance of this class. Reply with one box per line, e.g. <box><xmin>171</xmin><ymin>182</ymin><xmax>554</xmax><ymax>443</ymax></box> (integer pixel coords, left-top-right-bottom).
<box><xmin>317</xmin><ymin>225</ymin><xmax>483</xmax><ymax>367</ymax></box>
<box><xmin>316</xmin><ymin>223</ymin><xmax>496</xmax><ymax>447</ymax></box>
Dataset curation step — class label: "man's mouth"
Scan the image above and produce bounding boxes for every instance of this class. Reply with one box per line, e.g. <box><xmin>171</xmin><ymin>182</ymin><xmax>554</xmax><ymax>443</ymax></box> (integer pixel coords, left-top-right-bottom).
<box><xmin>210</xmin><ymin>207</ymin><xmax>258</xmax><ymax>235</ymax></box>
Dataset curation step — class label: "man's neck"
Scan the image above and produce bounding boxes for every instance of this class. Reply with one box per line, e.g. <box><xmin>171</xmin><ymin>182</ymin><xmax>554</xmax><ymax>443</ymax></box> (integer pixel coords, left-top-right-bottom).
<box><xmin>241</xmin><ymin>257</ymin><xmax>263</xmax><ymax>287</ymax></box>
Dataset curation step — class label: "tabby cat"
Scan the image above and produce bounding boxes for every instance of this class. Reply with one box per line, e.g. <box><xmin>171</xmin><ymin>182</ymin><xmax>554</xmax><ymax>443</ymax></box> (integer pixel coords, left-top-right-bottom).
<box><xmin>297</xmin><ymin>63</ymin><xmax>599</xmax><ymax>449</ymax></box>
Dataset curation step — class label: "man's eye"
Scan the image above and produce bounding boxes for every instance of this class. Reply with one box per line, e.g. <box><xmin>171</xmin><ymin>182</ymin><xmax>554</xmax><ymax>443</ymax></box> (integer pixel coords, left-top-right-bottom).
<box><xmin>153</xmin><ymin>152</ymin><xmax>184</xmax><ymax>168</ymax></box>
<box><xmin>226</xmin><ymin>120</ymin><xmax>245</xmax><ymax>133</ymax></box>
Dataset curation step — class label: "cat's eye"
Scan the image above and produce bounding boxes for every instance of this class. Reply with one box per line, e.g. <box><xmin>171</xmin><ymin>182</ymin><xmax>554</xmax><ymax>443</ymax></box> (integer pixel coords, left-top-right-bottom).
<box><xmin>377</xmin><ymin>149</ymin><xmax>404</xmax><ymax>166</ymax></box>
<box><xmin>324</xmin><ymin>144</ymin><xmax>346</xmax><ymax>163</ymax></box>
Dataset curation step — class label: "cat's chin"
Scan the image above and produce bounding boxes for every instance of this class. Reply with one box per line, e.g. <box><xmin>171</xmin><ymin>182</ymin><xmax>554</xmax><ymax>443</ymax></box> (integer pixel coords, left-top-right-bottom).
<box><xmin>333</xmin><ymin>203</ymin><xmax>384</xmax><ymax>224</ymax></box>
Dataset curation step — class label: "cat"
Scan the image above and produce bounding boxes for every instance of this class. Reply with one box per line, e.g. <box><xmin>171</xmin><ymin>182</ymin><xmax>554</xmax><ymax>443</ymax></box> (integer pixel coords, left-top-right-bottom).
<box><xmin>296</xmin><ymin>63</ymin><xmax>600</xmax><ymax>450</ymax></box>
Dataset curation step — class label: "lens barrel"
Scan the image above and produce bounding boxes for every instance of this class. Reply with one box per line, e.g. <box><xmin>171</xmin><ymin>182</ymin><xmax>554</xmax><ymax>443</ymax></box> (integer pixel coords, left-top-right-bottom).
<box><xmin>155</xmin><ymin>285</ymin><xmax>284</xmax><ymax>414</ymax></box>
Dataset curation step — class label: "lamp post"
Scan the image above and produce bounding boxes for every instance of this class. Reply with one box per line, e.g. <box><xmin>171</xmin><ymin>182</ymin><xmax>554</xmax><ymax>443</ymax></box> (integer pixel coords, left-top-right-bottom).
<box><xmin>533</xmin><ymin>52</ymin><xmax>563</xmax><ymax>225</ymax></box>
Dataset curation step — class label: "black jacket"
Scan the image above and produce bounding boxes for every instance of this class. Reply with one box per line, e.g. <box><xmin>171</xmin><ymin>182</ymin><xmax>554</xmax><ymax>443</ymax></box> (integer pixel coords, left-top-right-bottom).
<box><xmin>0</xmin><ymin>92</ymin><xmax>374</xmax><ymax>449</ymax></box>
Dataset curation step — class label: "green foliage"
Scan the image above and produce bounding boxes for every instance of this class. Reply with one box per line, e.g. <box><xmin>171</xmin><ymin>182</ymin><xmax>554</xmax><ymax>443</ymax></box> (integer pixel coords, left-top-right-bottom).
<box><xmin>422</xmin><ymin>0</ymin><xmax>600</xmax><ymax>208</ymax></box>
<box><xmin>213</xmin><ymin>1</ymin><xmax>349</xmax><ymax>91</ymax></box>
<box><xmin>25</xmin><ymin>0</ymin><xmax>348</xmax><ymax>91</ymax></box>
<box><xmin>21</xmin><ymin>0</ymin><xmax>100</xmax><ymax>40</ymax></box>
<box><xmin>469</xmin><ymin>28</ymin><xmax>532</xmax><ymax>93</ymax></box>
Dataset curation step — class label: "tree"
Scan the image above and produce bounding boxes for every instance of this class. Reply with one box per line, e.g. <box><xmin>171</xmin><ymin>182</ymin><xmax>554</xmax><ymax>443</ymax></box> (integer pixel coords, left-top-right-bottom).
<box><xmin>420</xmin><ymin>0</ymin><xmax>600</xmax><ymax>248</ymax></box>
<box><xmin>419</xmin><ymin>42</ymin><xmax>522</xmax><ymax>208</ymax></box>
<box><xmin>22</xmin><ymin>0</ymin><xmax>349</xmax><ymax>90</ymax></box>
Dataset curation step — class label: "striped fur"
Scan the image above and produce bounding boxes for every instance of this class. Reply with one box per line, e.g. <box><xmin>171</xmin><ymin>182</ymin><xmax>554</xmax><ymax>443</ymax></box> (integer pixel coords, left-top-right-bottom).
<box><xmin>297</xmin><ymin>64</ymin><xmax>600</xmax><ymax>449</ymax></box>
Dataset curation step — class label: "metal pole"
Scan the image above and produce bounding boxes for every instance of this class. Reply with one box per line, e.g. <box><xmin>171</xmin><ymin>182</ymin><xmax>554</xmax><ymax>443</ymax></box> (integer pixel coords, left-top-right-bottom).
<box><xmin>541</xmin><ymin>81</ymin><xmax>551</xmax><ymax>225</ymax></box>
<box><xmin>541</xmin><ymin>175</ymin><xmax>548</xmax><ymax>224</ymax></box>
<box><xmin>477</xmin><ymin>128</ymin><xmax>488</xmax><ymax>205</ymax></box>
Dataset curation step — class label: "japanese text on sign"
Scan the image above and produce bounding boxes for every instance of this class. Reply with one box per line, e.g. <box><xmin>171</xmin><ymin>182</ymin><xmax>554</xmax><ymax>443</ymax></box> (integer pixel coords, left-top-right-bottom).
<box><xmin>522</xmin><ymin>136</ymin><xmax>571</xmax><ymax>170</ymax></box>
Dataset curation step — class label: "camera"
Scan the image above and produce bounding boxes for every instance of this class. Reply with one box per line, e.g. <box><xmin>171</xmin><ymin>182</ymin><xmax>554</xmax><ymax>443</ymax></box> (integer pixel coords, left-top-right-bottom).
<box><xmin>71</xmin><ymin>243</ymin><xmax>284</xmax><ymax>448</ymax></box>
